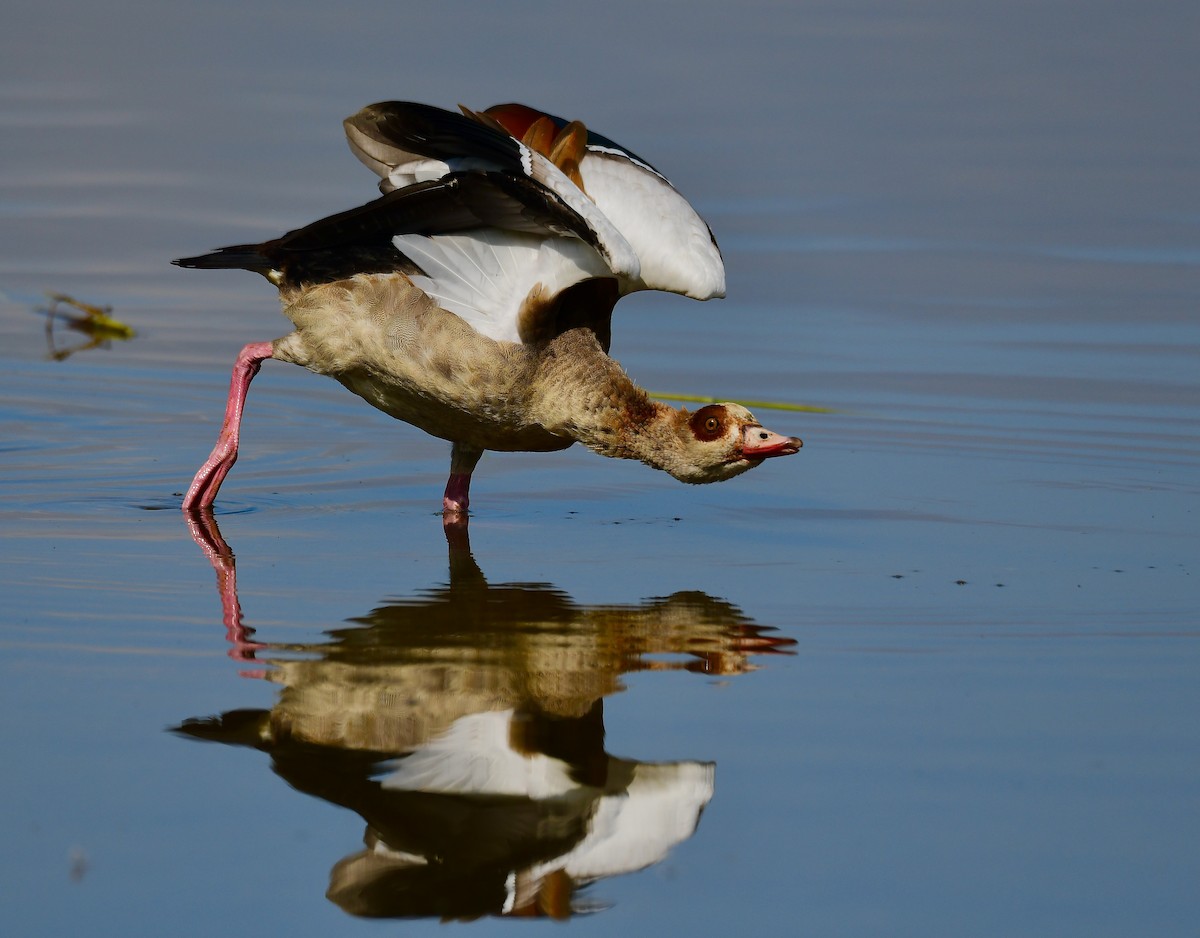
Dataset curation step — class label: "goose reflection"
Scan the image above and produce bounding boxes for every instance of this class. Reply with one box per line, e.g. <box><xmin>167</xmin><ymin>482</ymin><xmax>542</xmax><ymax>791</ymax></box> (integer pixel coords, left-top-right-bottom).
<box><xmin>175</xmin><ymin>511</ymin><xmax>793</xmax><ymax>920</ymax></box>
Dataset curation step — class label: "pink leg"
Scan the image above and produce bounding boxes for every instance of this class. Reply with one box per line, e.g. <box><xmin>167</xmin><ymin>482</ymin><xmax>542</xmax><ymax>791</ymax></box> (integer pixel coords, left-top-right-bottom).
<box><xmin>182</xmin><ymin>341</ymin><xmax>275</xmax><ymax>510</ymax></box>
<box><xmin>442</xmin><ymin>443</ymin><xmax>483</xmax><ymax>519</ymax></box>
<box><xmin>443</xmin><ymin>473</ymin><xmax>472</xmax><ymax>512</ymax></box>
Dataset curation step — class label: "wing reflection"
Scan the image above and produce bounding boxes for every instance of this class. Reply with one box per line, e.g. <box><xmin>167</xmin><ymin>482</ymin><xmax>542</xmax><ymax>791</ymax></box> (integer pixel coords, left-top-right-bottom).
<box><xmin>174</xmin><ymin>510</ymin><xmax>794</xmax><ymax>921</ymax></box>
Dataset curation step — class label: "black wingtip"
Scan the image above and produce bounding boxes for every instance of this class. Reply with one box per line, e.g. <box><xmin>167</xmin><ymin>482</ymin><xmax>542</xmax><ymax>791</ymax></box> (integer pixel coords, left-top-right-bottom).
<box><xmin>172</xmin><ymin>244</ymin><xmax>274</xmax><ymax>272</ymax></box>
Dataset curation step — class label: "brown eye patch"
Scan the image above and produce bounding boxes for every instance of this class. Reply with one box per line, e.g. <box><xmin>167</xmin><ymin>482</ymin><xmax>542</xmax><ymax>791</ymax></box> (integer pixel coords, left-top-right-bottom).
<box><xmin>689</xmin><ymin>404</ymin><xmax>728</xmax><ymax>442</ymax></box>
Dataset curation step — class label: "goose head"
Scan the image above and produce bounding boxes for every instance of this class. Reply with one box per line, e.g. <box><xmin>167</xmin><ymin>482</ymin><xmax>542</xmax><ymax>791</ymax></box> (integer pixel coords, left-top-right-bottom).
<box><xmin>665</xmin><ymin>403</ymin><xmax>802</xmax><ymax>484</ymax></box>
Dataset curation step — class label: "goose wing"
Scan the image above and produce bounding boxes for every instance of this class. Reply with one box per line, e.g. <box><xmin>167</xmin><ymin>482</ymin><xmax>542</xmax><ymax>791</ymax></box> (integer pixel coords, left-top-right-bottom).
<box><xmin>178</xmin><ymin>168</ymin><xmax>626</xmax><ymax>345</ymax></box>
<box><xmin>481</xmin><ymin>103</ymin><xmax>725</xmax><ymax>299</ymax></box>
<box><xmin>345</xmin><ymin>101</ymin><xmax>725</xmax><ymax>303</ymax></box>
<box><xmin>344</xmin><ymin>102</ymin><xmax>639</xmax><ymax>343</ymax></box>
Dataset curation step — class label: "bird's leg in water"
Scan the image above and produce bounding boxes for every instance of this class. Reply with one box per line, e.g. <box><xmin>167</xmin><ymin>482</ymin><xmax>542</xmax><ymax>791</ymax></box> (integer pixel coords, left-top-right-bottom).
<box><xmin>183</xmin><ymin>341</ymin><xmax>275</xmax><ymax>509</ymax></box>
<box><xmin>443</xmin><ymin>442</ymin><xmax>484</xmax><ymax>522</ymax></box>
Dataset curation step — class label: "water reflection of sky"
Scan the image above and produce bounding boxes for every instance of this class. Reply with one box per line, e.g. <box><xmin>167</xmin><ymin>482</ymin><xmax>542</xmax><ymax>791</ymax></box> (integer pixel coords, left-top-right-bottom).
<box><xmin>2</xmin><ymin>0</ymin><xmax>1198</xmax><ymax>936</ymax></box>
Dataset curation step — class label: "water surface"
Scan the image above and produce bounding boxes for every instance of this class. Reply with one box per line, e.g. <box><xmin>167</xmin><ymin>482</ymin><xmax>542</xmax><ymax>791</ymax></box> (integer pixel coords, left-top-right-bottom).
<box><xmin>2</xmin><ymin>2</ymin><xmax>1198</xmax><ymax>936</ymax></box>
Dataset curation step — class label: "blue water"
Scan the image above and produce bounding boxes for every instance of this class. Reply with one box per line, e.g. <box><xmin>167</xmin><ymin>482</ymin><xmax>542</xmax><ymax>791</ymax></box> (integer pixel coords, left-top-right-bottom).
<box><xmin>2</xmin><ymin>1</ymin><xmax>1198</xmax><ymax>936</ymax></box>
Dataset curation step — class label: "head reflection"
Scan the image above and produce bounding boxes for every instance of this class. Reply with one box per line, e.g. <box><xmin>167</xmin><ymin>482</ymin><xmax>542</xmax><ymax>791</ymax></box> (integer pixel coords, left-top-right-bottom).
<box><xmin>175</xmin><ymin>511</ymin><xmax>793</xmax><ymax>920</ymax></box>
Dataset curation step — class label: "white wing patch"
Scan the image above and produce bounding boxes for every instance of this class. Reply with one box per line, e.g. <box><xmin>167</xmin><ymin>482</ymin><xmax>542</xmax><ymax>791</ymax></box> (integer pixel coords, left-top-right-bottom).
<box><xmin>395</xmin><ymin>229</ymin><xmax>614</xmax><ymax>344</ymax></box>
<box><xmin>521</xmin><ymin>149</ymin><xmax>641</xmax><ymax>282</ymax></box>
<box><xmin>581</xmin><ymin>153</ymin><xmax>725</xmax><ymax>300</ymax></box>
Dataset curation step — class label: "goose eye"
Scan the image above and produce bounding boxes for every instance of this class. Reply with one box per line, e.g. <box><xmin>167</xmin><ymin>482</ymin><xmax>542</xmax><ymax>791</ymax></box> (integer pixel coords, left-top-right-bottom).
<box><xmin>690</xmin><ymin>405</ymin><xmax>728</xmax><ymax>442</ymax></box>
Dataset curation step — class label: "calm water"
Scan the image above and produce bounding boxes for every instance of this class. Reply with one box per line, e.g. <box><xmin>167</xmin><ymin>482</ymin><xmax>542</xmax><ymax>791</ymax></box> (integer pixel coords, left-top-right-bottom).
<box><xmin>2</xmin><ymin>1</ymin><xmax>1198</xmax><ymax>935</ymax></box>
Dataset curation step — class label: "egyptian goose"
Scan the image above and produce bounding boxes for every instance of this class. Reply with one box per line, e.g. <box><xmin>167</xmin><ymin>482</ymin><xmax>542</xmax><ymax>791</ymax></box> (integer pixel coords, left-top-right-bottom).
<box><xmin>175</xmin><ymin>101</ymin><xmax>801</xmax><ymax>517</ymax></box>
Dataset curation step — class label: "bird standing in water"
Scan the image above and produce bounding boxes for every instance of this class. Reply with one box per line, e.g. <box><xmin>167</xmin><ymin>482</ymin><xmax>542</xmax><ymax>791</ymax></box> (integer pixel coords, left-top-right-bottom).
<box><xmin>175</xmin><ymin>101</ymin><xmax>801</xmax><ymax>521</ymax></box>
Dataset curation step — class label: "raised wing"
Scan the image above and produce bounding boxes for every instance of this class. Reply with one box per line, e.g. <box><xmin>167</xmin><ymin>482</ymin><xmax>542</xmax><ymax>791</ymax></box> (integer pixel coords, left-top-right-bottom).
<box><xmin>345</xmin><ymin>103</ymin><xmax>639</xmax><ymax>281</ymax></box>
<box><xmin>344</xmin><ymin>102</ymin><xmax>647</xmax><ymax>343</ymax></box>
<box><xmin>480</xmin><ymin>103</ymin><xmax>725</xmax><ymax>300</ymax></box>
<box><xmin>346</xmin><ymin>101</ymin><xmax>725</xmax><ymax>303</ymax></box>
<box><xmin>181</xmin><ymin>101</ymin><xmax>724</xmax><ymax>349</ymax></box>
